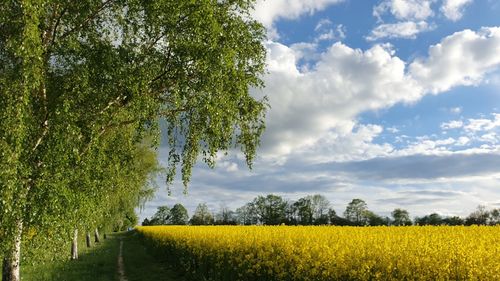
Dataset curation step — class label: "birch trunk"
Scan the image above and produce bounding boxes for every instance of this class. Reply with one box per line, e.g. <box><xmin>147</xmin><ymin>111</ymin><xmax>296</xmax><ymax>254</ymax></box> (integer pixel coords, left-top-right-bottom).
<box><xmin>94</xmin><ymin>228</ymin><xmax>100</xmax><ymax>243</ymax></box>
<box><xmin>2</xmin><ymin>220</ymin><xmax>23</xmax><ymax>281</ymax></box>
<box><xmin>86</xmin><ymin>232</ymin><xmax>91</xmax><ymax>248</ymax></box>
<box><xmin>71</xmin><ymin>229</ymin><xmax>78</xmax><ymax>260</ymax></box>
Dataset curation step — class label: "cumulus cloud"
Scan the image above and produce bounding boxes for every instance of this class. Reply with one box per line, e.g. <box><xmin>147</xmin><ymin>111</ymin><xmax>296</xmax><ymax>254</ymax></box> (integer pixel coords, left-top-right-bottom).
<box><xmin>409</xmin><ymin>27</ymin><xmax>500</xmax><ymax>94</ymax></box>
<box><xmin>373</xmin><ymin>0</ymin><xmax>435</xmax><ymax>21</ymax></box>
<box><xmin>440</xmin><ymin>114</ymin><xmax>500</xmax><ymax>146</ymax></box>
<box><xmin>251</xmin><ymin>0</ymin><xmax>344</xmax><ymax>28</ymax></box>
<box><xmin>441</xmin><ymin>120</ymin><xmax>464</xmax><ymax>129</ymax></box>
<box><xmin>257</xmin><ymin>27</ymin><xmax>500</xmax><ymax>160</ymax></box>
<box><xmin>256</xmin><ymin>41</ymin><xmax>423</xmax><ymax>159</ymax></box>
<box><xmin>367</xmin><ymin>21</ymin><xmax>434</xmax><ymax>41</ymax></box>
<box><xmin>441</xmin><ymin>0</ymin><xmax>473</xmax><ymax>21</ymax></box>
<box><xmin>294</xmin><ymin>124</ymin><xmax>395</xmax><ymax>163</ymax></box>
<box><xmin>464</xmin><ymin>113</ymin><xmax>500</xmax><ymax>132</ymax></box>
<box><xmin>313</xmin><ymin>19</ymin><xmax>346</xmax><ymax>43</ymax></box>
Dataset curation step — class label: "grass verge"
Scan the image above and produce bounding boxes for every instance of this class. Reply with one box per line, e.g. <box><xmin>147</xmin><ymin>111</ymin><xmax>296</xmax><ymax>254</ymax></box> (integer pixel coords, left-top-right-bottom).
<box><xmin>14</xmin><ymin>231</ymin><xmax>185</xmax><ymax>281</ymax></box>
<box><xmin>121</xmin><ymin>231</ymin><xmax>185</xmax><ymax>281</ymax></box>
<box><xmin>21</xmin><ymin>233</ymin><xmax>121</xmax><ymax>281</ymax></box>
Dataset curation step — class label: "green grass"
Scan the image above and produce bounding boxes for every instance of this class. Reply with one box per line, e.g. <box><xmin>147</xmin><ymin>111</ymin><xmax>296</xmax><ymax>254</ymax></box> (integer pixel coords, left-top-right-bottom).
<box><xmin>16</xmin><ymin>231</ymin><xmax>185</xmax><ymax>281</ymax></box>
<box><xmin>121</xmin><ymin>231</ymin><xmax>185</xmax><ymax>281</ymax></box>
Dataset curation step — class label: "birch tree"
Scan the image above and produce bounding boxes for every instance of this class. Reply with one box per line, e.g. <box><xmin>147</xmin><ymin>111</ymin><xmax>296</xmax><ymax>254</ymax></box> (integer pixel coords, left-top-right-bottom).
<box><xmin>0</xmin><ymin>0</ymin><xmax>267</xmax><ymax>279</ymax></box>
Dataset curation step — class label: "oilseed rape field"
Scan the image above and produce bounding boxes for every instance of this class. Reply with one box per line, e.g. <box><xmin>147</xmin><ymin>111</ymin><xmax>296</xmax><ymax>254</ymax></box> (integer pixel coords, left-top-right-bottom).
<box><xmin>136</xmin><ymin>225</ymin><xmax>500</xmax><ymax>281</ymax></box>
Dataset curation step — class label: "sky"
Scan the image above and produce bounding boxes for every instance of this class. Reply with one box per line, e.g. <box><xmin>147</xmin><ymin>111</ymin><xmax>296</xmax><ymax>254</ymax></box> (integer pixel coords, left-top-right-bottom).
<box><xmin>139</xmin><ymin>0</ymin><xmax>500</xmax><ymax>221</ymax></box>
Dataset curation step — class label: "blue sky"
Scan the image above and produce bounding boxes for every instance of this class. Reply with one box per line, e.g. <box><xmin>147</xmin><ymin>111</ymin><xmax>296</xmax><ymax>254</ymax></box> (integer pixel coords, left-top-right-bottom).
<box><xmin>140</xmin><ymin>0</ymin><xmax>500</xmax><ymax>221</ymax></box>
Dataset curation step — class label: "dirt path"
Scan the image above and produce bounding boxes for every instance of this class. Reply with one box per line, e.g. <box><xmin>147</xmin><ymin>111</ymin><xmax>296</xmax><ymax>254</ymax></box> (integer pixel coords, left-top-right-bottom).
<box><xmin>117</xmin><ymin>239</ymin><xmax>128</xmax><ymax>281</ymax></box>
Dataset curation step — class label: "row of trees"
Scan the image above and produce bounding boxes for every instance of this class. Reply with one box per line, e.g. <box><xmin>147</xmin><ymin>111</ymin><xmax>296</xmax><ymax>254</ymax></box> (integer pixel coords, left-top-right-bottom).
<box><xmin>0</xmin><ymin>1</ymin><xmax>268</xmax><ymax>280</ymax></box>
<box><xmin>143</xmin><ymin>194</ymin><xmax>500</xmax><ymax>227</ymax></box>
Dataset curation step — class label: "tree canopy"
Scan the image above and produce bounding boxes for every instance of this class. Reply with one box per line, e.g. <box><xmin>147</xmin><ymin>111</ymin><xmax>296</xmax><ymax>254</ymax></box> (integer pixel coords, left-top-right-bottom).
<box><xmin>0</xmin><ymin>0</ymin><xmax>267</xmax><ymax>280</ymax></box>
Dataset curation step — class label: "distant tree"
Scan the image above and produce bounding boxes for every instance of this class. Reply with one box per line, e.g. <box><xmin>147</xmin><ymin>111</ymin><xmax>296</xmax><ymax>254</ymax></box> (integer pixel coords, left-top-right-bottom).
<box><xmin>442</xmin><ymin>216</ymin><xmax>465</xmax><ymax>226</ymax></box>
<box><xmin>490</xmin><ymin>209</ymin><xmax>500</xmax><ymax>225</ymax></box>
<box><xmin>330</xmin><ymin>216</ymin><xmax>354</xmax><ymax>226</ymax></box>
<box><xmin>284</xmin><ymin>201</ymin><xmax>298</xmax><ymax>225</ymax></box>
<box><xmin>118</xmin><ymin>211</ymin><xmax>138</xmax><ymax>231</ymax></box>
<box><xmin>151</xmin><ymin>206</ymin><xmax>171</xmax><ymax>225</ymax></box>
<box><xmin>327</xmin><ymin>208</ymin><xmax>336</xmax><ymax>224</ymax></box>
<box><xmin>310</xmin><ymin>194</ymin><xmax>330</xmax><ymax>225</ymax></box>
<box><xmin>190</xmin><ymin>203</ymin><xmax>214</xmax><ymax>225</ymax></box>
<box><xmin>215</xmin><ymin>206</ymin><xmax>237</xmax><ymax>225</ymax></box>
<box><xmin>253</xmin><ymin>195</ymin><xmax>288</xmax><ymax>225</ymax></box>
<box><xmin>365</xmin><ymin>211</ymin><xmax>390</xmax><ymax>226</ymax></box>
<box><xmin>170</xmin><ymin>204</ymin><xmax>189</xmax><ymax>225</ymax></box>
<box><xmin>142</xmin><ymin>218</ymin><xmax>151</xmax><ymax>226</ymax></box>
<box><xmin>415</xmin><ymin>213</ymin><xmax>443</xmax><ymax>226</ymax></box>
<box><xmin>465</xmin><ymin>205</ymin><xmax>490</xmax><ymax>225</ymax></box>
<box><xmin>293</xmin><ymin>197</ymin><xmax>314</xmax><ymax>225</ymax></box>
<box><xmin>235</xmin><ymin>203</ymin><xmax>259</xmax><ymax>225</ymax></box>
<box><xmin>344</xmin><ymin>199</ymin><xmax>369</xmax><ymax>226</ymax></box>
<box><xmin>391</xmin><ymin>208</ymin><xmax>412</xmax><ymax>226</ymax></box>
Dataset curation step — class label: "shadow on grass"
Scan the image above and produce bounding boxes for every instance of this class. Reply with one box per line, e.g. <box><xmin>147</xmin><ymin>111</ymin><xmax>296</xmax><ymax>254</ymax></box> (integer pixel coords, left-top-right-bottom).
<box><xmin>20</xmin><ymin>231</ymin><xmax>185</xmax><ymax>281</ymax></box>
<box><xmin>121</xmin><ymin>231</ymin><xmax>185</xmax><ymax>281</ymax></box>
<box><xmin>21</xmin><ymin>233</ymin><xmax>122</xmax><ymax>281</ymax></box>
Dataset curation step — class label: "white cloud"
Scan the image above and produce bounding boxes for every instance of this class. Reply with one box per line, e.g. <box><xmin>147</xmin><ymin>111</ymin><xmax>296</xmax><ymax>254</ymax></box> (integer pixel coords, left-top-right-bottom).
<box><xmin>410</xmin><ymin>27</ymin><xmax>500</xmax><ymax>94</ymax></box>
<box><xmin>255</xmin><ymin>27</ymin><xmax>500</xmax><ymax>161</ymax></box>
<box><xmin>296</xmin><ymin>124</ymin><xmax>395</xmax><ymax>163</ymax></box>
<box><xmin>479</xmin><ymin>133</ymin><xmax>498</xmax><ymax>144</ymax></box>
<box><xmin>251</xmin><ymin>0</ymin><xmax>344</xmax><ymax>28</ymax></box>
<box><xmin>316</xmin><ymin>24</ymin><xmax>346</xmax><ymax>42</ymax></box>
<box><xmin>441</xmin><ymin>0</ymin><xmax>473</xmax><ymax>21</ymax></box>
<box><xmin>313</xmin><ymin>19</ymin><xmax>346</xmax><ymax>42</ymax></box>
<box><xmin>367</xmin><ymin>21</ymin><xmax>434</xmax><ymax>41</ymax></box>
<box><xmin>373</xmin><ymin>0</ymin><xmax>435</xmax><ymax>21</ymax></box>
<box><xmin>456</xmin><ymin>136</ymin><xmax>471</xmax><ymax>146</ymax></box>
<box><xmin>315</xmin><ymin>19</ymin><xmax>333</xmax><ymax>32</ymax></box>
<box><xmin>387</xmin><ymin>127</ymin><xmax>400</xmax><ymax>133</ymax></box>
<box><xmin>450</xmin><ymin>107</ymin><xmax>463</xmax><ymax>114</ymax></box>
<box><xmin>441</xmin><ymin>120</ymin><xmax>464</xmax><ymax>130</ymax></box>
<box><xmin>395</xmin><ymin>138</ymin><xmax>457</xmax><ymax>156</ymax></box>
<box><xmin>256</xmin><ymin>41</ymin><xmax>423</xmax><ymax>159</ymax></box>
<box><xmin>464</xmin><ymin>113</ymin><xmax>500</xmax><ymax>132</ymax></box>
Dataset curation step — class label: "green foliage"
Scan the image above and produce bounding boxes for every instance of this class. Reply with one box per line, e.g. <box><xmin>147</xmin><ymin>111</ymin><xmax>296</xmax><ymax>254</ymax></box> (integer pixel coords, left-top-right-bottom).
<box><xmin>252</xmin><ymin>194</ymin><xmax>288</xmax><ymax>225</ymax></box>
<box><xmin>190</xmin><ymin>203</ymin><xmax>214</xmax><ymax>225</ymax></box>
<box><xmin>391</xmin><ymin>208</ymin><xmax>412</xmax><ymax>226</ymax></box>
<box><xmin>150</xmin><ymin>206</ymin><xmax>172</xmax><ymax>225</ymax></box>
<box><xmin>0</xmin><ymin>0</ymin><xmax>267</xmax><ymax>270</ymax></box>
<box><xmin>344</xmin><ymin>199</ymin><xmax>369</xmax><ymax>226</ymax></box>
<box><xmin>146</xmin><ymin>204</ymin><xmax>189</xmax><ymax>225</ymax></box>
<box><xmin>169</xmin><ymin>204</ymin><xmax>189</xmax><ymax>225</ymax></box>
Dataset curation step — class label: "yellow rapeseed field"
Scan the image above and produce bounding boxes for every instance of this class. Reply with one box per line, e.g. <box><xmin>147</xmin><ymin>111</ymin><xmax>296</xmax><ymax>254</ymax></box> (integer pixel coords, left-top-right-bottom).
<box><xmin>136</xmin><ymin>225</ymin><xmax>500</xmax><ymax>281</ymax></box>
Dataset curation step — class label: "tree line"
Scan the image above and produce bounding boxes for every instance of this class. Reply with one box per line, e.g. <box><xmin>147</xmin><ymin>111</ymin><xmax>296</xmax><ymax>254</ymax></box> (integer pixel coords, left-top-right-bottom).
<box><xmin>143</xmin><ymin>194</ymin><xmax>500</xmax><ymax>227</ymax></box>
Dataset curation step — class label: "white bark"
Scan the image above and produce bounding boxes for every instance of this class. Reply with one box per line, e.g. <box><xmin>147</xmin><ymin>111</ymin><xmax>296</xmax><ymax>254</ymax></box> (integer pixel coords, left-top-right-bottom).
<box><xmin>71</xmin><ymin>229</ymin><xmax>78</xmax><ymax>260</ymax></box>
<box><xmin>86</xmin><ymin>232</ymin><xmax>91</xmax><ymax>248</ymax></box>
<box><xmin>94</xmin><ymin>228</ymin><xmax>100</xmax><ymax>243</ymax></box>
<box><xmin>2</xmin><ymin>220</ymin><xmax>23</xmax><ymax>281</ymax></box>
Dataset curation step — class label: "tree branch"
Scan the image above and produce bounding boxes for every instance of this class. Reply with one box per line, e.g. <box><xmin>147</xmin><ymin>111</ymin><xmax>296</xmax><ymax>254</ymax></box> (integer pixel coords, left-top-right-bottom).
<box><xmin>48</xmin><ymin>7</ymin><xmax>67</xmax><ymax>48</ymax></box>
<box><xmin>32</xmin><ymin>85</ymin><xmax>49</xmax><ymax>152</ymax></box>
<box><xmin>79</xmin><ymin>118</ymin><xmax>138</xmax><ymax>158</ymax></box>
<box><xmin>59</xmin><ymin>0</ymin><xmax>115</xmax><ymax>40</ymax></box>
<box><xmin>98</xmin><ymin>94</ymin><xmax>125</xmax><ymax>116</ymax></box>
<box><xmin>148</xmin><ymin>47</ymin><xmax>172</xmax><ymax>85</ymax></box>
